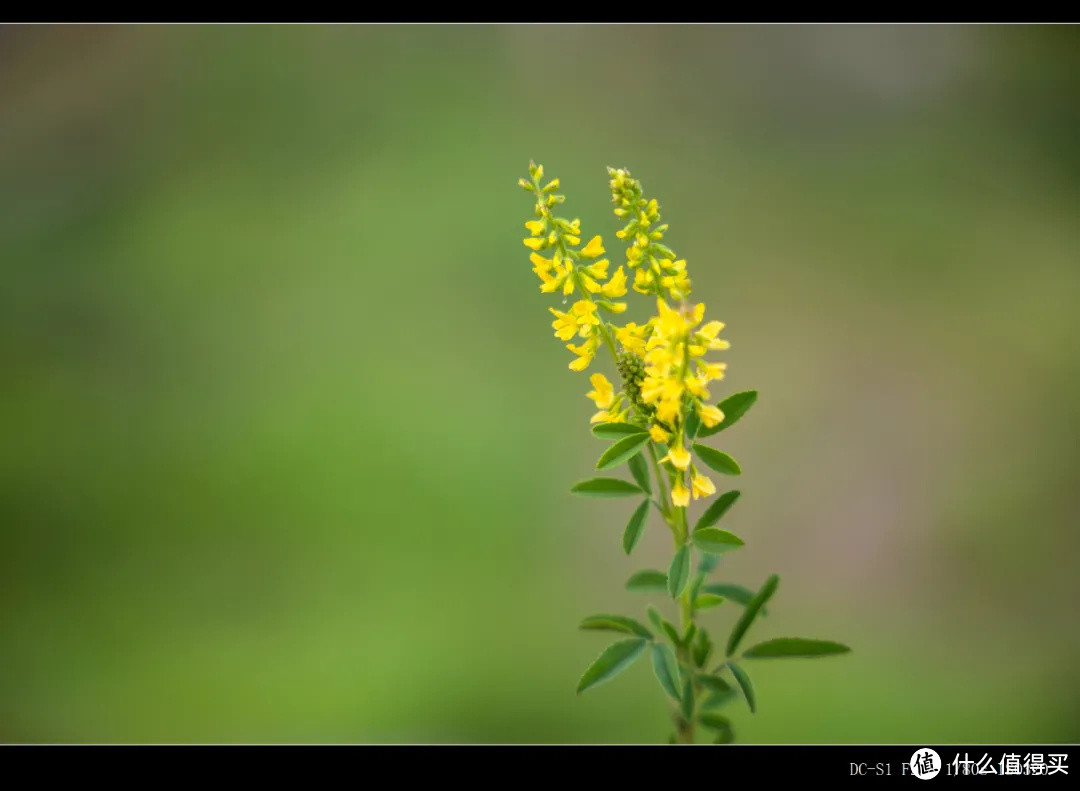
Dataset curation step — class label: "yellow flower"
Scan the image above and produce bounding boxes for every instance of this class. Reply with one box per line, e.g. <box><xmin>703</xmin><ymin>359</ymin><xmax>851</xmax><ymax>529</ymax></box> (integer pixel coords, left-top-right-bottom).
<box><xmin>590</xmin><ymin>392</ymin><xmax>628</xmax><ymax>424</ymax></box>
<box><xmin>530</xmin><ymin>252</ymin><xmax>553</xmax><ymax>275</ymax></box>
<box><xmin>580</xmin><ymin>275</ymin><xmax>602</xmax><ymax>293</ymax></box>
<box><xmin>601</xmin><ymin>266</ymin><xmax>627</xmax><ymax>298</ymax></box>
<box><xmin>697</xmin><ymin>360</ymin><xmax>727</xmax><ymax>381</ymax></box>
<box><xmin>584</xmin><ymin>259</ymin><xmax>609</xmax><ymax>280</ymax></box>
<box><xmin>525</xmin><ymin>219</ymin><xmax>546</xmax><ymax>236</ymax></box>
<box><xmin>655</xmin><ymin>398</ymin><xmax>681</xmax><ymax>425</ymax></box>
<box><xmin>649</xmin><ymin>424</ymin><xmax>671</xmax><ymax>444</ymax></box>
<box><xmin>586</xmin><ymin>373</ymin><xmax>615</xmax><ymax>410</ymax></box>
<box><xmin>685</xmin><ymin>374</ymin><xmax>709</xmax><ymax>400</ymax></box>
<box><xmin>549</xmin><ymin>307</ymin><xmax>578</xmax><ymax>341</ymax></box>
<box><xmin>570</xmin><ymin>300</ymin><xmax>600</xmax><ymax>335</ymax></box>
<box><xmin>580</xmin><ymin>235</ymin><xmax>605</xmax><ymax>259</ymax></box>
<box><xmin>616</xmin><ymin>322</ymin><xmax>649</xmax><ymax>355</ymax></box>
<box><xmin>697</xmin><ymin>320</ymin><xmax>730</xmax><ymax>351</ymax></box>
<box><xmin>591</xmin><ymin>409</ymin><xmax>623</xmax><ymax>424</ymax></box>
<box><xmin>523</xmin><ymin>237</ymin><xmax>546</xmax><ymax>251</ymax></box>
<box><xmin>697</xmin><ymin>403</ymin><xmax>725</xmax><ymax>428</ymax></box>
<box><xmin>567</xmin><ymin>338</ymin><xmax>598</xmax><ymax>371</ymax></box>
<box><xmin>662</xmin><ymin>443</ymin><xmax>691</xmax><ymax>471</ymax></box>
<box><xmin>672</xmin><ymin>478</ymin><xmax>690</xmax><ymax>508</ymax></box>
<box><xmin>691</xmin><ymin>472</ymin><xmax>715</xmax><ymax>500</ymax></box>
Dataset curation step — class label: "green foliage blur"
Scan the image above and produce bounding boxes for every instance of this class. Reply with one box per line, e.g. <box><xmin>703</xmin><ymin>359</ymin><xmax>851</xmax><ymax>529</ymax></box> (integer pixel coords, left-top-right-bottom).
<box><xmin>2</xmin><ymin>24</ymin><xmax>1078</xmax><ymax>743</ymax></box>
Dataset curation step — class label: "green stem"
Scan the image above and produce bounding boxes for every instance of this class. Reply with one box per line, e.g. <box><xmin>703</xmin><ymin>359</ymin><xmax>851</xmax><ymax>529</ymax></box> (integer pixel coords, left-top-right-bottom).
<box><xmin>596</xmin><ymin>319</ymin><xmax>619</xmax><ymax>360</ymax></box>
<box><xmin>591</xmin><ymin>288</ymin><xmax>697</xmax><ymax>744</ymax></box>
<box><xmin>646</xmin><ymin>443</ymin><xmax>674</xmax><ymax>520</ymax></box>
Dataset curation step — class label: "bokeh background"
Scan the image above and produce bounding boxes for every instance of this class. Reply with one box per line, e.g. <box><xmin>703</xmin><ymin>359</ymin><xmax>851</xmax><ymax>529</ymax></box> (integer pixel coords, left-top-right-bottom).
<box><xmin>2</xmin><ymin>24</ymin><xmax>1078</xmax><ymax>744</ymax></box>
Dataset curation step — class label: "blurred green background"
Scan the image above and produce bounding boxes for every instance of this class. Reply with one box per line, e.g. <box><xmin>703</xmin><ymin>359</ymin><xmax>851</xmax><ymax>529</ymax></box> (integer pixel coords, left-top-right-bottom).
<box><xmin>2</xmin><ymin>24</ymin><xmax>1079</xmax><ymax>743</ymax></box>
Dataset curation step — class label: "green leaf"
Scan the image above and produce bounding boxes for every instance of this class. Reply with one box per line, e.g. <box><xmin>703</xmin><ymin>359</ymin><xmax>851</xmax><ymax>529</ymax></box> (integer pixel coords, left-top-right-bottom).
<box><xmin>691</xmin><ymin>444</ymin><xmax>742</xmax><ymax>476</ymax></box>
<box><xmin>728</xmin><ymin>660</ymin><xmax>756</xmax><ymax>713</ymax></box>
<box><xmin>576</xmin><ymin>638</ymin><xmax>648</xmax><ymax>694</ymax></box>
<box><xmin>578</xmin><ymin>614</ymin><xmax>653</xmax><ymax>640</ymax></box>
<box><xmin>703</xmin><ymin>584</ymin><xmax>767</xmax><ymax>614</ymax></box>
<box><xmin>699</xmin><ymin>712</ymin><xmax>731</xmax><ymax>732</ymax></box>
<box><xmin>726</xmin><ymin>574</ymin><xmax>780</xmax><ymax>657</ymax></box>
<box><xmin>694</xmin><ymin>490</ymin><xmax>741</xmax><ymax>531</ymax></box>
<box><xmin>743</xmin><ymin>638</ymin><xmax>851</xmax><ymax>659</ymax></box>
<box><xmin>645</xmin><ymin>606</ymin><xmax>663</xmax><ymax>632</ymax></box>
<box><xmin>680</xmin><ymin>677</ymin><xmax>694</xmax><ymax>720</ymax></box>
<box><xmin>697</xmin><ymin>553</ymin><xmax>719</xmax><ymax>575</ymax></box>
<box><xmin>659</xmin><ymin>619</ymin><xmax>682</xmax><ymax>646</ymax></box>
<box><xmin>696</xmin><ymin>674</ymin><xmax>733</xmax><ymax>695</ymax></box>
<box><xmin>700</xmin><ymin>688</ymin><xmax>737</xmax><ymax>711</ymax></box>
<box><xmin>697</xmin><ymin>391</ymin><xmax>758</xmax><ymax>438</ymax></box>
<box><xmin>699</xmin><ymin>712</ymin><xmax>734</xmax><ymax>743</ymax></box>
<box><xmin>692</xmin><ymin>628</ymin><xmax>713</xmax><ymax>668</ymax></box>
<box><xmin>688</xmin><ymin>571</ymin><xmax>707</xmax><ymax>604</ymax></box>
<box><xmin>571</xmin><ymin>477</ymin><xmax>643</xmax><ymax>497</ymax></box>
<box><xmin>693</xmin><ymin>593</ymin><xmax>725</xmax><ymax>611</ymax></box>
<box><xmin>650</xmin><ymin>643</ymin><xmax>681</xmax><ymax>701</ymax></box>
<box><xmin>627</xmin><ymin>452</ymin><xmax>651</xmax><ymax>495</ymax></box>
<box><xmin>684</xmin><ymin>406</ymin><xmax>701</xmax><ymax>440</ymax></box>
<box><xmin>683</xmin><ymin>622</ymin><xmax>697</xmax><ymax>646</ymax></box>
<box><xmin>712</xmin><ymin>728</ymin><xmax>735</xmax><ymax>745</ymax></box>
<box><xmin>622</xmin><ymin>500</ymin><xmax>650</xmax><ymax>555</ymax></box>
<box><xmin>591</xmin><ymin>422</ymin><xmax>648</xmax><ymax>440</ymax></box>
<box><xmin>627</xmin><ymin>569</ymin><xmax>667</xmax><ymax>593</ymax></box>
<box><xmin>596</xmin><ymin>433</ymin><xmax>650</xmax><ymax>471</ymax></box>
<box><xmin>667</xmin><ymin>545</ymin><xmax>691</xmax><ymax>598</ymax></box>
<box><xmin>691</xmin><ymin>527</ymin><xmax>745</xmax><ymax>556</ymax></box>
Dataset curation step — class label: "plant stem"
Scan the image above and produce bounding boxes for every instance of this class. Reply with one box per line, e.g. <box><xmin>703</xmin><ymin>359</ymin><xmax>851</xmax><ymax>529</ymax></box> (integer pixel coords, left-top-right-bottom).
<box><xmin>597</xmin><ymin>315</ymin><xmax>696</xmax><ymax>744</ymax></box>
<box><xmin>647</xmin><ymin>443</ymin><xmax>673</xmax><ymax>519</ymax></box>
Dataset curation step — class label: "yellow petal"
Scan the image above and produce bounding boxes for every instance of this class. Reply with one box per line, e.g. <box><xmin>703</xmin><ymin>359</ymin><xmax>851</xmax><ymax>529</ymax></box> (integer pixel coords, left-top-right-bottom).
<box><xmin>671</xmin><ymin>479</ymin><xmax>690</xmax><ymax>508</ymax></box>
<box><xmin>667</xmin><ymin>444</ymin><xmax>691</xmax><ymax>470</ymax></box>
<box><xmin>580</xmin><ymin>235</ymin><xmax>605</xmax><ymax>259</ymax></box>
<box><xmin>691</xmin><ymin>473</ymin><xmax>716</xmax><ymax>500</ymax></box>
<box><xmin>697</xmin><ymin>403</ymin><xmax>725</xmax><ymax>428</ymax></box>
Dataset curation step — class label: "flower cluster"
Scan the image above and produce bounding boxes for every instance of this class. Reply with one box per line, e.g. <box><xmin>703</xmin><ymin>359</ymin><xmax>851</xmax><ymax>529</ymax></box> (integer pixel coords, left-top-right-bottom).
<box><xmin>608</xmin><ymin>167</ymin><xmax>690</xmax><ymax>301</ymax></box>
<box><xmin>520</xmin><ymin>161</ymin><xmax>628</xmax><ymax>371</ymax></box>
<box><xmin>519</xmin><ymin>162</ymin><xmax>731</xmax><ymax>508</ymax></box>
<box><xmin>641</xmin><ymin>298</ymin><xmax>730</xmax><ymax>505</ymax></box>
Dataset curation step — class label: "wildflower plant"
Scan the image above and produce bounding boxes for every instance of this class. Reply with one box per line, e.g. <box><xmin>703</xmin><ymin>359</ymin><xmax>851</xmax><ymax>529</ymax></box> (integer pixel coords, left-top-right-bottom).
<box><xmin>518</xmin><ymin>161</ymin><xmax>851</xmax><ymax>744</ymax></box>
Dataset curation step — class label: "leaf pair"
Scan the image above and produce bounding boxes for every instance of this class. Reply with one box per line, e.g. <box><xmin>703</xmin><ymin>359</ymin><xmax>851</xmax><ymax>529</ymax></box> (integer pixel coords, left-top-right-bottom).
<box><xmin>713</xmin><ymin>637</ymin><xmax>851</xmax><ymax>714</ymax></box>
